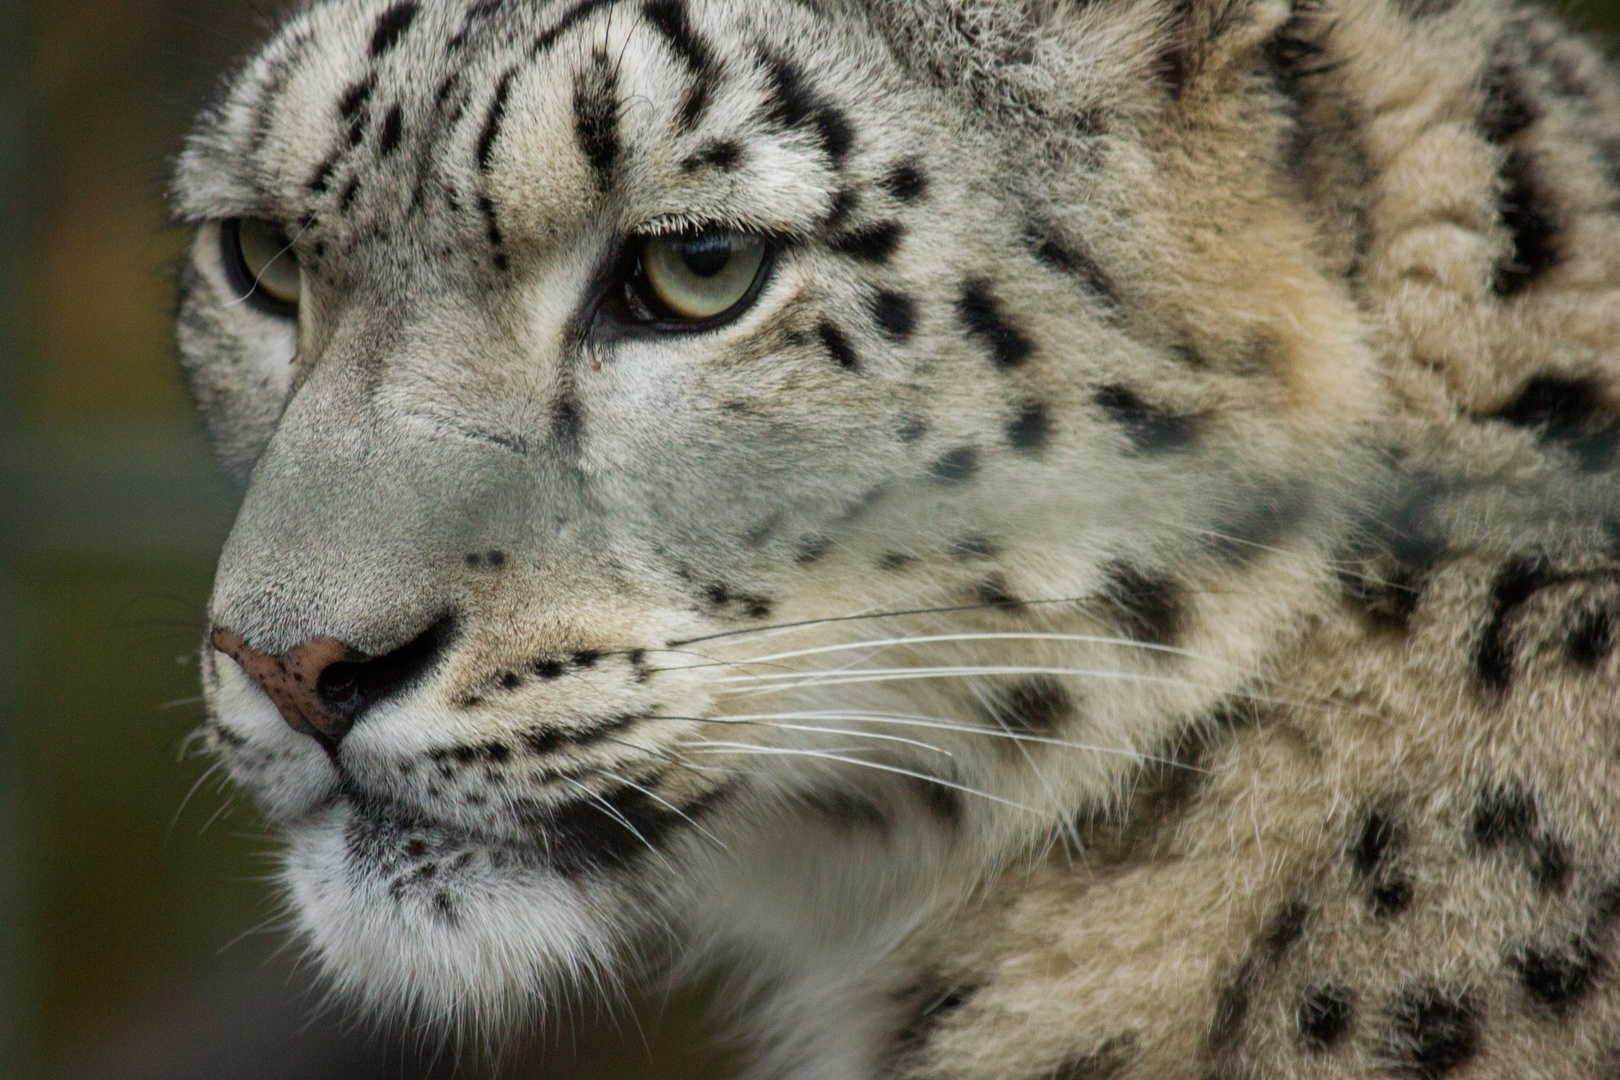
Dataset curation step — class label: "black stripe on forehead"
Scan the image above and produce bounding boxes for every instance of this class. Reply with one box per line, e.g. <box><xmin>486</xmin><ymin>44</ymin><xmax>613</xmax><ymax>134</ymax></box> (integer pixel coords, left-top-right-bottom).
<box><xmin>758</xmin><ymin>48</ymin><xmax>854</xmax><ymax>165</ymax></box>
<box><xmin>642</xmin><ymin>0</ymin><xmax>723</xmax><ymax>133</ymax></box>
<box><xmin>370</xmin><ymin>2</ymin><xmax>419</xmax><ymax>57</ymax></box>
<box><xmin>574</xmin><ymin>48</ymin><xmax>620</xmax><ymax>188</ymax></box>
<box><xmin>477</xmin><ymin>68</ymin><xmax>516</xmax><ymax>173</ymax></box>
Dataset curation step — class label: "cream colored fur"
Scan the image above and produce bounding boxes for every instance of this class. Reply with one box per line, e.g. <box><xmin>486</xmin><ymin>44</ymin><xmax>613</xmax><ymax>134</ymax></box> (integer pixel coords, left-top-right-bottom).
<box><xmin>171</xmin><ymin>0</ymin><xmax>1620</xmax><ymax>1075</ymax></box>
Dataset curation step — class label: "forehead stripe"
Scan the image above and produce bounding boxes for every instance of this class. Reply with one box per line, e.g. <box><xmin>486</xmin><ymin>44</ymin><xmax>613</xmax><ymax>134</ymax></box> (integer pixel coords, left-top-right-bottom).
<box><xmin>641</xmin><ymin>0</ymin><xmax>722</xmax><ymax>133</ymax></box>
<box><xmin>370</xmin><ymin>2</ymin><xmax>419</xmax><ymax>57</ymax></box>
<box><xmin>574</xmin><ymin>50</ymin><xmax>620</xmax><ymax>188</ymax></box>
<box><xmin>477</xmin><ymin>68</ymin><xmax>517</xmax><ymax>173</ymax></box>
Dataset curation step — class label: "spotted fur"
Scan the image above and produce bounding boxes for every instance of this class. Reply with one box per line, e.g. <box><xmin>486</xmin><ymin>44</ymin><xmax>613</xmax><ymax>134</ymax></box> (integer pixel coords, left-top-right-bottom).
<box><xmin>173</xmin><ymin>0</ymin><xmax>1620</xmax><ymax>1076</ymax></box>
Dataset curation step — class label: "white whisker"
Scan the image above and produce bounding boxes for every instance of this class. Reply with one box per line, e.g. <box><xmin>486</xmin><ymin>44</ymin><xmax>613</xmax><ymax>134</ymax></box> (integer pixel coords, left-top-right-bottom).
<box><xmin>672</xmin><ymin>742</ymin><xmax>1039</xmax><ymax>813</ymax></box>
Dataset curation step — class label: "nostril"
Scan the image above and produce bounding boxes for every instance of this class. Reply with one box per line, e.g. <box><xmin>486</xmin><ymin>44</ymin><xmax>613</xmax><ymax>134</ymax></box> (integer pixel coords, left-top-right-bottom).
<box><xmin>211</xmin><ymin>615</ymin><xmax>455</xmax><ymax>748</ymax></box>
<box><xmin>314</xmin><ymin>617</ymin><xmax>455</xmax><ymax>720</ymax></box>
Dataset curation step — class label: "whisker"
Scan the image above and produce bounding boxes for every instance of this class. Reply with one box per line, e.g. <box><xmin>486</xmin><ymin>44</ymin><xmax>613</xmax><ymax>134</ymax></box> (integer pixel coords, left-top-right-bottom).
<box><xmin>601</xmin><ymin>771</ymin><xmax>729</xmax><ymax>852</ymax></box>
<box><xmin>557</xmin><ymin>776</ymin><xmax>671</xmax><ymax>869</ymax></box>
<box><xmin>667</xmin><ymin>594</ymin><xmax>1099</xmax><ymax>649</ymax></box>
<box><xmin>198</xmin><ymin>795</ymin><xmax>237</xmax><ymax>836</ymax></box>
<box><xmin>168</xmin><ymin>760</ymin><xmax>226</xmax><ymax>841</ymax></box>
<box><xmin>688</xmin><ymin>711</ymin><xmax>1208</xmax><ymax>773</ymax></box>
<box><xmin>672</xmin><ymin>742</ymin><xmax>1039</xmax><ymax>813</ymax></box>
<box><xmin>713</xmin><ymin>664</ymin><xmax>1213</xmax><ymax>693</ymax></box>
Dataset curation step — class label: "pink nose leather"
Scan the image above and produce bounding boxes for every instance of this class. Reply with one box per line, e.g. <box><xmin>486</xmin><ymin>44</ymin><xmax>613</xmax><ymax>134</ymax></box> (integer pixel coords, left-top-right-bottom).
<box><xmin>211</xmin><ymin>627</ymin><xmax>365</xmax><ymax>742</ymax></box>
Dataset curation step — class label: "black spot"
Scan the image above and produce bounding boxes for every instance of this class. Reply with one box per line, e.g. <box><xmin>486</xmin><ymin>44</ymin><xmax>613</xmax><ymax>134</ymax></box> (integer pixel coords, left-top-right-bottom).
<box><xmin>929</xmin><ymin>446</ymin><xmax>979</xmax><ymax>484</ymax></box>
<box><xmin>705</xmin><ymin>582</ymin><xmax>730</xmax><ymax>606</ymax></box>
<box><xmin>1025</xmin><ymin>222</ymin><xmax>1119</xmax><ymax>309</ymax></box>
<box><xmin>1265</xmin><ymin>901</ymin><xmax>1310</xmax><ymax>955</ymax></box>
<box><xmin>950</xmin><ymin>535</ymin><xmax>997</xmax><ymax>559</ymax></box>
<box><xmin>956</xmin><ymin>279</ymin><xmax>1034</xmax><ymax>368</ymax></box>
<box><xmin>1475</xmin><ymin>553</ymin><xmax>1553</xmax><ymax>692</ymax></box>
<box><xmin>1480</xmin><ymin>58</ymin><xmax>1541</xmax><ymax>144</ymax></box>
<box><xmin>1386</xmin><ymin>990</ymin><xmax>1480</xmax><ymax>1078</ymax></box>
<box><xmin>871</xmin><ymin>291</ymin><xmax>916</xmax><ymax>339</ymax></box>
<box><xmin>1491</xmin><ymin>376</ymin><xmax>1619</xmax><ymax>472</ymax></box>
<box><xmin>1494</xmin><ymin>148</ymin><xmax>1561</xmax><ymax>296</ymax></box>
<box><xmin>803</xmin><ymin>788</ymin><xmax>888</xmax><ymax>832</ymax></box>
<box><xmin>379</xmin><ymin>104</ymin><xmax>403</xmax><ymax>155</ymax></box>
<box><xmin>759</xmin><ymin>50</ymin><xmax>853</xmax><ymax>163</ymax></box>
<box><xmin>830</xmin><ymin>220</ymin><xmax>903</xmax><ymax>263</ymax></box>
<box><xmin>997</xmin><ymin>676</ymin><xmax>1073</xmax><ymax>734</ymax></box>
<box><xmin>477</xmin><ymin>69</ymin><xmax>515</xmax><ymax>172</ymax></box>
<box><xmin>1535</xmin><ymin>839</ymin><xmax>1572</xmax><ymax>893</ymax></box>
<box><xmin>897</xmin><ymin>414</ymin><xmax>927</xmax><ymax>442</ymax></box>
<box><xmin>1298</xmin><ymin>986</ymin><xmax>1354</xmax><ymax>1050</ymax></box>
<box><xmin>742</xmin><ymin>595</ymin><xmax>774</xmax><ymax>619</ymax></box>
<box><xmin>573</xmin><ymin>52</ymin><xmax>620</xmax><ymax>188</ymax></box>
<box><xmin>1007</xmin><ymin>401</ymin><xmax>1051</xmax><ymax>454</ymax></box>
<box><xmin>434</xmin><ymin>73</ymin><xmax>460</xmax><ymax>107</ymax></box>
<box><xmin>1206</xmin><ymin>479</ymin><xmax>1313</xmax><ymax>565</ymax></box>
<box><xmin>533</xmin><ymin>657</ymin><xmax>565</xmax><ymax>679</ymax></box>
<box><xmin>339</xmin><ymin>77</ymin><xmax>374</xmax><ymax>121</ymax></box>
<box><xmin>485</xmin><ymin>549</ymin><xmax>506</xmax><ymax>568</ymax></box>
<box><xmin>1043</xmin><ymin>1037</ymin><xmax>1137</xmax><ymax>1079</ymax></box>
<box><xmin>796</xmin><ymin>536</ymin><xmax>831</xmax><ymax>564</ymax></box>
<box><xmin>478</xmin><ymin>193</ymin><xmax>504</xmax><ymax>254</ymax></box>
<box><xmin>628</xmin><ymin>649</ymin><xmax>652</xmax><ymax>683</ymax></box>
<box><xmin>912</xmin><ymin>776</ymin><xmax>963</xmax><ymax>827</ymax></box>
<box><xmin>1472</xmin><ymin>781</ymin><xmax>1538</xmax><ymax>848</ymax></box>
<box><xmin>818</xmin><ymin>320</ymin><xmax>860</xmax><ymax>371</ymax></box>
<box><xmin>339</xmin><ymin>176</ymin><xmax>361</xmax><ymax>212</ymax></box>
<box><xmin>879</xmin><ymin>158</ymin><xmax>927</xmax><ymax>202</ymax></box>
<box><xmin>879</xmin><ymin>552</ymin><xmax>917</xmax><ymax>571</ymax></box>
<box><xmin>974</xmin><ymin>575</ymin><xmax>1021</xmax><ymax>608</ymax></box>
<box><xmin>1568</xmin><ymin>604</ymin><xmax>1618</xmax><ymax>665</ymax></box>
<box><xmin>370</xmin><ymin>2</ymin><xmax>418</xmax><ymax>56</ymax></box>
<box><xmin>1511</xmin><ymin>940</ymin><xmax>1608</xmax><ymax>1016</ymax></box>
<box><xmin>1207</xmin><ymin>976</ymin><xmax>1250</xmax><ymax>1053</ymax></box>
<box><xmin>642</xmin><ymin>0</ymin><xmax>721</xmax><ymax>131</ymax></box>
<box><xmin>572</xmin><ymin>649</ymin><xmax>600</xmax><ymax>668</ymax></box>
<box><xmin>307</xmin><ymin>154</ymin><xmax>339</xmax><ymax>194</ymax></box>
<box><xmin>499</xmin><ymin>671</ymin><xmax>522</xmax><ymax>691</ymax></box>
<box><xmin>1353</xmin><ymin>810</ymin><xmax>1414</xmax><ymax>917</ymax></box>
<box><xmin>682</xmin><ymin>138</ymin><xmax>742</xmax><ymax>171</ymax></box>
<box><xmin>823</xmin><ymin>188</ymin><xmax>857</xmax><ymax>229</ymax></box>
<box><xmin>1093</xmin><ymin>385</ymin><xmax>1195</xmax><ymax>453</ymax></box>
<box><xmin>1354</xmin><ymin>810</ymin><xmax>1399</xmax><ymax>876</ymax></box>
<box><xmin>1099</xmin><ymin>561</ymin><xmax>1183</xmax><ymax>647</ymax></box>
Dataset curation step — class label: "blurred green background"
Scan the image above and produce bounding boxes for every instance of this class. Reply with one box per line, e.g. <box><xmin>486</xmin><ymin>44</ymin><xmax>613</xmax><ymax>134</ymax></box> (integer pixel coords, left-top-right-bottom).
<box><xmin>1</xmin><ymin>1</ymin><xmax>1617</xmax><ymax>1077</ymax></box>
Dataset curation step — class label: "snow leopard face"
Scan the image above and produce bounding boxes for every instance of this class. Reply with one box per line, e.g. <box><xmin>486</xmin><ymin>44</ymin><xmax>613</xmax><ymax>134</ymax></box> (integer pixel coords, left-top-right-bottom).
<box><xmin>175</xmin><ymin>0</ymin><xmax>1381</xmax><ymax>1034</ymax></box>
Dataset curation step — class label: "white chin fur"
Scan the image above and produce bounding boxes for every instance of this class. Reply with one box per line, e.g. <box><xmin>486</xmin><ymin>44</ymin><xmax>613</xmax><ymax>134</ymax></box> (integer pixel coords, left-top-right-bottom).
<box><xmin>285</xmin><ymin>804</ymin><xmax>620</xmax><ymax>1031</ymax></box>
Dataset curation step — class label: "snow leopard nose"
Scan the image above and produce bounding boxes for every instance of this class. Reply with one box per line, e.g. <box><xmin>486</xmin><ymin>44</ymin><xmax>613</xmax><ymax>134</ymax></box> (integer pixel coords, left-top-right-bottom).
<box><xmin>210</xmin><ymin>619</ymin><xmax>453</xmax><ymax>746</ymax></box>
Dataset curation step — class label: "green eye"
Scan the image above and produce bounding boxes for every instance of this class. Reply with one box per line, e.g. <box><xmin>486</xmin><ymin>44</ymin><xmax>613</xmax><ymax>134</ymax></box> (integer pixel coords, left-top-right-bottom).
<box><xmin>639</xmin><ymin>232</ymin><xmax>767</xmax><ymax>320</ymax></box>
<box><xmin>223</xmin><ymin>218</ymin><xmax>301</xmax><ymax>316</ymax></box>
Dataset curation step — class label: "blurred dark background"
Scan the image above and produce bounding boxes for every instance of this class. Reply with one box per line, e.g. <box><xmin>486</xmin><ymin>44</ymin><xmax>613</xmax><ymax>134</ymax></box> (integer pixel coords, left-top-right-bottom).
<box><xmin>2</xmin><ymin>1</ymin><xmax>1618</xmax><ymax>1077</ymax></box>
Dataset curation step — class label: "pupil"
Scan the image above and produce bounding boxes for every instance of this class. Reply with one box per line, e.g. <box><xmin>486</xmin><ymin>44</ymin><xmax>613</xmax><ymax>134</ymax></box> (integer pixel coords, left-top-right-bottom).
<box><xmin>680</xmin><ymin>234</ymin><xmax>733</xmax><ymax>277</ymax></box>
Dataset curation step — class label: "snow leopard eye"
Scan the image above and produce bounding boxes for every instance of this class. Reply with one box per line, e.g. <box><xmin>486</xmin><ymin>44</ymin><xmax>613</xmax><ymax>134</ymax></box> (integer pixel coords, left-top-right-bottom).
<box><xmin>221</xmin><ymin>217</ymin><xmax>301</xmax><ymax>318</ymax></box>
<box><xmin>633</xmin><ymin>230</ymin><xmax>770</xmax><ymax>322</ymax></box>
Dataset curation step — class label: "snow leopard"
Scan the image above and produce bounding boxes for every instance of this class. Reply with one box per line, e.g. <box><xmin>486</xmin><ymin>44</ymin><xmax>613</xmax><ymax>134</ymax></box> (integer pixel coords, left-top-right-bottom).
<box><xmin>173</xmin><ymin>0</ymin><xmax>1620</xmax><ymax>1075</ymax></box>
